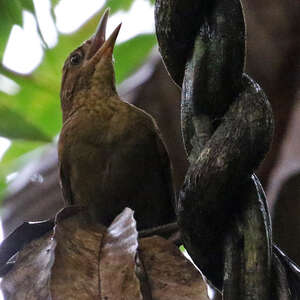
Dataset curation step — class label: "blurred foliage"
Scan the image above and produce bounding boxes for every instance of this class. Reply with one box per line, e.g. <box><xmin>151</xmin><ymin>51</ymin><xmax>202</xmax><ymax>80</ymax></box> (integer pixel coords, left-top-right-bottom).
<box><xmin>0</xmin><ymin>0</ymin><xmax>156</xmax><ymax>199</ymax></box>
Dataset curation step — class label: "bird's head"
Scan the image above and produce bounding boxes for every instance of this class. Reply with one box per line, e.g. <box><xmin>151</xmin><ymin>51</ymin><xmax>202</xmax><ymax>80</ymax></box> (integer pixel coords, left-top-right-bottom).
<box><xmin>60</xmin><ymin>8</ymin><xmax>121</xmax><ymax>121</ymax></box>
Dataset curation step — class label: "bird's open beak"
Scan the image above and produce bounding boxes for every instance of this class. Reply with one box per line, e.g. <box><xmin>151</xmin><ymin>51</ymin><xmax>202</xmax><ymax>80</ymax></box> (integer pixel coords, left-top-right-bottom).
<box><xmin>87</xmin><ymin>8</ymin><xmax>121</xmax><ymax>60</ymax></box>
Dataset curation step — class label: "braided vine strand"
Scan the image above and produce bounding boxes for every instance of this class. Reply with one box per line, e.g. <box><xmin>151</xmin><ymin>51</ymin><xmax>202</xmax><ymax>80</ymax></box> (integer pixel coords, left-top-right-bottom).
<box><xmin>179</xmin><ymin>73</ymin><xmax>274</xmax><ymax>292</ymax></box>
<box><xmin>155</xmin><ymin>0</ymin><xmax>245</xmax><ymax>101</ymax></box>
<box><xmin>156</xmin><ymin>0</ymin><xmax>273</xmax><ymax>291</ymax></box>
<box><xmin>156</xmin><ymin>0</ymin><xmax>245</xmax><ymax>163</ymax></box>
<box><xmin>155</xmin><ymin>0</ymin><xmax>300</xmax><ymax>298</ymax></box>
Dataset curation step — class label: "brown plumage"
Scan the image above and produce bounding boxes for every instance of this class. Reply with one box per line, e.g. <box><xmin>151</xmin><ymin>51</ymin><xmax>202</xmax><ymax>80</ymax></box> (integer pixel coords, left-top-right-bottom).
<box><xmin>58</xmin><ymin>9</ymin><xmax>175</xmax><ymax>229</ymax></box>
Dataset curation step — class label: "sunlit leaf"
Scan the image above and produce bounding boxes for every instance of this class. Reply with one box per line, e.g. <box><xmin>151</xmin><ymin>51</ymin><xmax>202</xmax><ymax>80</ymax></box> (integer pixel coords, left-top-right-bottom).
<box><xmin>20</xmin><ymin>0</ymin><xmax>35</xmax><ymax>13</ymax></box>
<box><xmin>0</xmin><ymin>178</ymin><xmax>7</xmax><ymax>203</ymax></box>
<box><xmin>0</xmin><ymin>12</ymin><xmax>12</xmax><ymax>60</ymax></box>
<box><xmin>114</xmin><ymin>34</ymin><xmax>156</xmax><ymax>83</ymax></box>
<box><xmin>0</xmin><ymin>104</ymin><xmax>51</xmax><ymax>142</ymax></box>
<box><xmin>6</xmin><ymin>0</ymin><xmax>23</xmax><ymax>26</ymax></box>
<box><xmin>105</xmin><ymin>0</ymin><xmax>134</xmax><ymax>13</ymax></box>
<box><xmin>1</xmin><ymin>140</ymin><xmax>45</xmax><ymax>165</ymax></box>
<box><xmin>51</xmin><ymin>0</ymin><xmax>60</xmax><ymax>6</ymax></box>
<box><xmin>0</xmin><ymin>0</ymin><xmax>43</xmax><ymax>63</ymax></box>
<box><xmin>179</xmin><ymin>245</ymin><xmax>186</xmax><ymax>252</ymax></box>
<box><xmin>0</xmin><ymin>140</ymin><xmax>44</xmax><ymax>200</ymax></box>
<box><xmin>0</xmin><ymin>67</ymin><xmax>61</xmax><ymax>139</ymax></box>
<box><xmin>0</xmin><ymin>141</ymin><xmax>48</xmax><ymax>202</ymax></box>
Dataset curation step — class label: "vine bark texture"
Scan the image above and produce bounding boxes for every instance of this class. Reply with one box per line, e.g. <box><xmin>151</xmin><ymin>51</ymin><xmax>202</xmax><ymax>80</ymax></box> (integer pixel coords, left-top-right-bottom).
<box><xmin>155</xmin><ymin>0</ymin><xmax>300</xmax><ymax>298</ymax></box>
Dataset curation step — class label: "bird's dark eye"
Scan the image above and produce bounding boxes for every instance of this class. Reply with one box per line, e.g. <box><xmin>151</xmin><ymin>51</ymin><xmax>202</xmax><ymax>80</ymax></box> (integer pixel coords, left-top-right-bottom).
<box><xmin>70</xmin><ymin>53</ymin><xmax>82</xmax><ymax>65</ymax></box>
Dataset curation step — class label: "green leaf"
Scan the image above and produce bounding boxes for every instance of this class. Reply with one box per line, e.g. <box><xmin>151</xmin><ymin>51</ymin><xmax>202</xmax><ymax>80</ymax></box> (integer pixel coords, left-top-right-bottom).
<box><xmin>0</xmin><ymin>140</ymin><xmax>47</xmax><ymax>200</ymax></box>
<box><xmin>0</xmin><ymin>177</ymin><xmax>7</xmax><ymax>203</ymax></box>
<box><xmin>1</xmin><ymin>140</ymin><xmax>45</xmax><ymax>165</ymax></box>
<box><xmin>105</xmin><ymin>0</ymin><xmax>135</xmax><ymax>13</ymax></box>
<box><xmin>0</xmin><ymin>104</ymin><xmax>51</xmax><ymax>142</ymax></box>
<box><xmin>6</xmin><ymin>0</ymin><xmax>23</xmax><ymax>26</ymax></box>
<box><xmin>0</xmin><ymin>0</ymin><xmax>37</xmax><ymax>60</ymax></box>
<box><xmin>179</xmin><ymin>245</ymin><xmax>186</xmax><ymax>252</ymax></box>
<box><xmin>0</xmin><ymin>0</ymin><xmax>24</xmax><ymax>60</ymax></box>
<box><xmin>0</xmin><ymin>66</ymin><xmax>61</xmax><ymax>139</ymax></box>
<box><xmin>0</xmin><ymin>12</ymin><xmax>12</xmax><ymax>60</ymax></box>
<box><xmin>20</xmin><ymin>0</ymin><xmax>35</xmax><ymax>13</ymax></box>
<box><xmin>51</xmin><ymin>0</ymin><xmax>60</xmax><ymax>6</ymax></box>
<box><xmin>114</xmin><ymin>34</ymin><xmax>156</xmax><ymax>83</ymax></box>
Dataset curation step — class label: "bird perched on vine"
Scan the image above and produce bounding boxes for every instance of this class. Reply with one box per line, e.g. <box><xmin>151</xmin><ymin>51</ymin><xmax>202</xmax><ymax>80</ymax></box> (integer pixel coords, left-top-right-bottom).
<box><xmin>58</xmin><ymin>9</ymin><xmax>175</xmax><ymax>229</ymax></box>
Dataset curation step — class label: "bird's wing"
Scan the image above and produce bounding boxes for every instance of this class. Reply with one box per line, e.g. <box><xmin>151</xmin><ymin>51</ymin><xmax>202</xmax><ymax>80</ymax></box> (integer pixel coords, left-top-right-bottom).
<box><xmin>155</xmin><ymin>132</ymin><xmax>176</xmax><ymax>209</ymax></box>
<box><xmin>59</xmin><ymin>159</ymin><xmax>74</xmax><ymax>205</ymax></box>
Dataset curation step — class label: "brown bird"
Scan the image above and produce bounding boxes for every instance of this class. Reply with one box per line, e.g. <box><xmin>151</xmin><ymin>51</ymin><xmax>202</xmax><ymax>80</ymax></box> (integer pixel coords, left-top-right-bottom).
<box><xmin>58</xmin><ymin>9</ymin><xmax>175</xmax><ymax>229</ymax></box>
